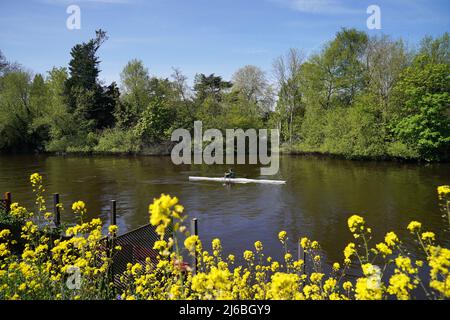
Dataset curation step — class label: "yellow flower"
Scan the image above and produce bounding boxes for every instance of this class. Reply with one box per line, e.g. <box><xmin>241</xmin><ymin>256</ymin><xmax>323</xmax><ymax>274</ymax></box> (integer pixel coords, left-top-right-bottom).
<box><xmin>212</xmin><ymin>238</ymin><xmax>221</xmax><ymax>251</ymax></box>
<box><xmin>271</xmin><ymin>261</ymin><xmax>280</xmax><ymax>272</ymax></box>
<box><xmin>310</xmin><ymin>272</ymin><xmax>324</xmax><ymax>283</ymax></box>
<box><xmin>395</xmin><ymin>256</ymin><xmax>416</xmax><ymax>274</ymax></box>
<box><xmin>184</xmin><ymin>235</ymin><xmax>199</xmax><ymax>252</ymax></box>
<box><xmin>355</xmin><ymin>265</ymin><xmax>383</xmax><ymax>301</ymax></box>
<box><xmin>149</xmin><ymin>194</ymin><xmax>179</xmax><ymax>238</ymax></box>
<box><xmin>428</xmin><ymin>246</ymin><xmax>450</xmax><ymax>298</ymax></box>
<box><xmin>10</xmin><ymin>203</ymin><xmax>31</xmax><ymax>220</ymax></box>
<box><xmin>108</xmin><ymin>225</ymin><xmax>118</xmax><ymax>235</ymax></box>
<box><xmin>0</xmin><ymin>243</ymin><xmax>10</xmax><ymax>257</ymax></box>
<box><xmin>343</xmin><ymin>281</ymin><xmax>353</xmax><ymax>291</ymax></box>
<box><xmin>384</xmin><ymin>232</ymin><xmax>399</xmax><ymax>247</ymax></box>
<box><xmin>285</xmin><ymin>253</ymin><xmax>292</xmax><ymax>261</ymax></box>
<box><xmin>311</xmin><ymin>241</ymin><xmax>319</xmax><ymax>249</ymax></box>
<box><xmin>347</xmin><ymin>215</ymin><xmax>365</xmax><ymax>233</ymax></box>
<box><xmin>293</xmin><ymin>260</ymin><xmax>304</xmax><ymax>269</ymax></box>
<box><xmin>254</xmin><ymin>241</ymin><xmax>263</xmax><ymax>252</ymax></box>
<box><xmin>0</xmin><ymin>229</ymin><xmax>11</xmax><ymax>239</ymax></box>
<box><xmin>30</xmin><ymin>173</ymin><xmax>42</xmax><ymax>186</ymax></box>
<box><xmin>131</xmin><ymin>263</ymin><xmax>142</xmax><ymax>275</ymax></box>
<box><xmin>268</xmin><ymin>272</ymin><xmax>301</xmax><ymax>300</ymax></box>
<box><xmin>72</xmin><ymin>201</ymin><xmax>87</xmax><ymax>216</ymax></box>
<box><xmin>437</xmin><ymin>185</ymin><xmax>450</xmax><ymax>196</ymax></box>
<box><xmin>421</xmin><ymin>232</ymin><xmax>435</xmax><ymax>242</ymax></box>
<box><xmin>323</xmin><ymin>278</ymin><xmax>337</xmax><ymax>293</ymax></box>
<box><xmin>22</xmin><ymin>249</ymin><xmax>35</xmax><ymax>260</ymax></box>
<box><xmin>344</xmin><ymin>243</ymin><xmax>356</xmax><ymax>264</ymax></box>
<box><xmin>362</xmin><ymin>263</ymin><xmax>380</xmax><ymax>277</ymax></box>
<box><xmin>332</xmin><ymin>263</ymin><xmax>340</xmax><ymax>271</ymax></box>
<box><xmin>376</xmin><ymin>242</ymin><xmax>393</xmax><ymax>257</ymax></box>
<box><xmin>407</xmin><ymin>221</ymin><xmax>422</xmax><ymax>234</ymax></box>
<box><xmin>153</xmin><ymin>240</ymin><xmax>167</xmax><ymax>251</ymax></box>
<box><xmin>303</xmin><ymin>284</ymin><xmax>320</xmax><ymax>300</ymax></box>
<box><xmin>278</xmin><ymin>231</ymin><xmax>287</xmax><ymax>243</ymax></box>
<box><xmin>387</xmin><ymin>273</ymin><xmax>415</xmax><ymax>300</ymax></box>
<box><xmin>243</xmin><ymin>250</ymin><xmax>254</xmax><ymax>261</ymax></box>
<box><xmin>300</xmin><ymin>237</ymin><xmax>309</xmax><ymax>249</ymax></box>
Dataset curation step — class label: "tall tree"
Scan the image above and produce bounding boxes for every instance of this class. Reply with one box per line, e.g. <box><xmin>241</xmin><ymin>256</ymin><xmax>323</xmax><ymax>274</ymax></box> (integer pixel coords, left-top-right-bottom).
<box><xmin>64</xmin><ymin>29</ymin><xmax>113</xmax><ymax>130</ymax></box>
<box><xmin>31</xmin><ymin>67</ymin><xmax>79</xmax><ymax>151</ymax></box>
<box><xmin>171</xmin><ymin>67</ymin><xmax>190</xmax><ymax>102</ymax></box>
<box><xmin>193</xmin><ymin>73</ymin><xmax>232</xmax><ymax>103</ymax></box>
<box><xmin>391</xmin><ymin>35</ymin><xmax>450</xmax><ymax>161</ymax></box>
<box><xmin>232</xmin><ymin>65</ymin><xmax>274</xmax><ymax>117</ymax></box>
<box><xmin>0</xmin><ymin>70</ymin><xmax>33</xmax><ymax>151</ymax></box>
<box><xmin>119</xmin><ymin>59</ymin><xmax>151</xmax><ymax>123</ymax></box>
<box><xmin>273</xmin><ymin>48</ymin><xmax>304</xmax><ymax>145</ymax></box>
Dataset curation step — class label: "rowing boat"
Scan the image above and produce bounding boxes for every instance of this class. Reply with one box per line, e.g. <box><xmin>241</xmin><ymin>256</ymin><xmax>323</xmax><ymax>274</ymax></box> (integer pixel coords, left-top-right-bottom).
<box><xmin>188</xmin><ymin>176</ymin><xmax>286</xmax><ymax>185</ymax></box>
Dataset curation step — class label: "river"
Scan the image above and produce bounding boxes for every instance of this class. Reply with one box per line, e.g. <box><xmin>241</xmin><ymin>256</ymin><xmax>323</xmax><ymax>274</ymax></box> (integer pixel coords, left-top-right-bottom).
<box><xmin>0</xmin><ymin>154</ymin><xmax>449</xmax><ymax>266</ymax></box>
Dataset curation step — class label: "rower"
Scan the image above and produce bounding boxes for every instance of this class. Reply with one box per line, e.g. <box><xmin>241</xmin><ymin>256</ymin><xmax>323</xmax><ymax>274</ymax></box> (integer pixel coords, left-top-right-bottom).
<box><xmin>224</xmin><ymin>168</ymin><xmax>236</xmax><ymax>179</ymax></box>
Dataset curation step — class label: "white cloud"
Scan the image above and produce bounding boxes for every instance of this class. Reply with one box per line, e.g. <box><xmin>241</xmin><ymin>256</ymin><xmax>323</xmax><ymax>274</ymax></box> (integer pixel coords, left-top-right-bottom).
<box><xmin>271</xmin><ymin>0</ymin><xmax>362</xmax><ymax>15</ymax></box>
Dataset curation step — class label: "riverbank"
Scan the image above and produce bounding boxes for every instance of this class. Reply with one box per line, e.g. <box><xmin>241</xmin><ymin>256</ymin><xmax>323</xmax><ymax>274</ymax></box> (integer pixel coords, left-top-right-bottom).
<box><xmin>39</xmin><ymin>145</ymin><xmax>448</xmax><ymax>164</ymax></box>
<box><xmin>2</xmin><ymin>139</ymin><xmax>449</xmax><ymax>163</ymax></box>
<box><xmin>278</xmin><ymin>143</ymin><xmax>449</xmax><ymax>163</ymax></box>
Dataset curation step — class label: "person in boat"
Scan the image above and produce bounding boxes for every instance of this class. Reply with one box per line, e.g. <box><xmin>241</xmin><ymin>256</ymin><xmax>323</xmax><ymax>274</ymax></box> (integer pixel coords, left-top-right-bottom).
<box><xmin>224</xmin><ymin>168</ymin><xmax>236</xmax><ymax>179</ymax></box>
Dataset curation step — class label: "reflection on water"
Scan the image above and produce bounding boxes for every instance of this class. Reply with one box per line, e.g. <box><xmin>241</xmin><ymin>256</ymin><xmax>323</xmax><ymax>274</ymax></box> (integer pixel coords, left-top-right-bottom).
<box><xmin>0</xmin><ymin>154</ymin><xmax>449</xmax><ymax>265</ymax></box>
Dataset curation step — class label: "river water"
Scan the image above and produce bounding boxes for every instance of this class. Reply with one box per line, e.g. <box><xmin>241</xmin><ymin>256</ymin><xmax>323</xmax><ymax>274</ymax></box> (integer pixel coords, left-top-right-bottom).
<box><xmin>0</xmin><ymin>154</ymin><xmax>449</xmax><ymax>266</ymax></box>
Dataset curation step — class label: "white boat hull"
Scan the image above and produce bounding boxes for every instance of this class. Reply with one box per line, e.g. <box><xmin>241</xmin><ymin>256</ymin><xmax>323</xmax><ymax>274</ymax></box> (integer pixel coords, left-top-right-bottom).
<box><xmin>188</xmin><ymin>176</ymin><xmax>286</xmax><ymax>185</ymax></box>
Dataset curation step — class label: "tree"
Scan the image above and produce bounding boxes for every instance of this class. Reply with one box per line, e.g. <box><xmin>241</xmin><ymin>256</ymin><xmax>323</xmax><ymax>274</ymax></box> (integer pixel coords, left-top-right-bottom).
<box><xmin>64</xmin><ymin>29</ymin><xmax>113</xmax><ymax>130</ymax></box>
<box><xmin>0</xmin><ymin>70</ymin><xmax>34</xmax><ymax>151</ymax></box>
<box><xmin>273</xmin><ymin>48</ymin><xmax>304</xmax><ymax>145</ymax></box>
<box><xmin>391</xmin><ymin>51</ymin><xmax>450</xmax><ymax>160</ymax></box>
<box><xmin>302</xmin><ymin>29</ymin><xmax>368</xmax><ymax>110</ymax></box>
<box><xmin>97</xmin><ymin>82</ymin><xmax>119</xmax><ymax>129</ymax></box>
<box><xmin>119</xmin><ymin>59</ymin><xmax>151</xmax><ymax>125</ymax></box>
<box><xmin>31</xmin><ymin>67</ymin><xmax>81</xmax><ymax>152</ymax></box>
<box><xmin>0</xmin><ymin>50</ymin><xmax>8</xmax><ymax>76</ymax></box>
<box><xmin>134</xmin><ymin>98</ymin><xmax>173</xmax><ymax>144</ymax></box>
<box><xmin>171</xmin><ymin>67</ymin><xmax>190</xmax><ymax>102</ymax></box>
<box><xmin>66</xmin><ymin>29</ymin><xmax>107</xmax><ymax>94</ymax></box>
<box><xmin>364</xmin><ymin>36</ymin><xmax>408</xmax><ymax>119</ymax></box>
<box><xmin>232</xmin><ymin>65</ymin><xmax>274</xmax><ymax>117</ymax></box>
<box><xmin>419</xmin><ymin>32</ymin><xmax>449</xmax><ymax>65</ymax></box>
<box><xmin>170</xmin><ymin>68</ymin><xmax>197</xmax><ymax>130</ymax></box>
<box><xmin>193</xmin><ymin>73</ymin><xmax>232</xmax><ymax>103</ymax></box>
<box><xmin>232</xmin><ymin>65</ymin><xmax>267</xmax><ymax>103</ymax></box>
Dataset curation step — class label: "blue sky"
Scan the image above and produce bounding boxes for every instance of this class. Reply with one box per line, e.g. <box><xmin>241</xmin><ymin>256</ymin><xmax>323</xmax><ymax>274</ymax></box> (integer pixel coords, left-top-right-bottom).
<box><xmin>0</xmin><ymin>0</ymin><xmax>449</xmax><ymax>85</ymax></box>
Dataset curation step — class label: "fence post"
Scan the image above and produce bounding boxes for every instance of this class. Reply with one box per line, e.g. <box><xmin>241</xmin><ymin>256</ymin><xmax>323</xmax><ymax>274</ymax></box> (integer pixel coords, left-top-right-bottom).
<box><xmin>53</xmin><ymin>193</ymin><xmax>61</xmax><ymax>227</ymax></box>
<box><xmin>4</xmin><ymin>192</ymin><xmax>11</xmax><ymax>213</ymax></box>
<box><xmin>110</xmin><ymin>200</ymin><xmax>117</xmax><ymax>227</ymax></box>
<box><xmin>191</xmin><ymin>218</ymin><xmax>198</xmax><ymax>275</ymax></box>
<box><xmin>298</xmin><ymin>241</ymin><xmax>306</xmax><ymax>275</ymax></box>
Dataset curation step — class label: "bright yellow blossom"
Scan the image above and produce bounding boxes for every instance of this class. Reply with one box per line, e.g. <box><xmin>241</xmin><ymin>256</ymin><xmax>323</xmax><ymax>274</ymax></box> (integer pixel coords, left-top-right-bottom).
<box><xmin>407</xmin><ymin>221</ymin><xmax>422</xmax><ymax>233</ymax></box>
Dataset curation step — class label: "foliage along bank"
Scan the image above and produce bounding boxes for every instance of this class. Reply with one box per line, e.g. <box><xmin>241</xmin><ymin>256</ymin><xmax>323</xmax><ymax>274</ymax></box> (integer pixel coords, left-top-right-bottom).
<box><xmin>0</xmin><ymin>29</ymin><xmax>449</xmax><ymax>161</ymax></box>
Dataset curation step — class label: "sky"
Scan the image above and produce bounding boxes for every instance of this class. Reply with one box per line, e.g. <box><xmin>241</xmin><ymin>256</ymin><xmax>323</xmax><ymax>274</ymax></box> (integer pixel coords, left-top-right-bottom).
<box><xmin>0</xmin><ymin>0</ymin><xmax>449</xmax><ymax>85</ymax></box>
